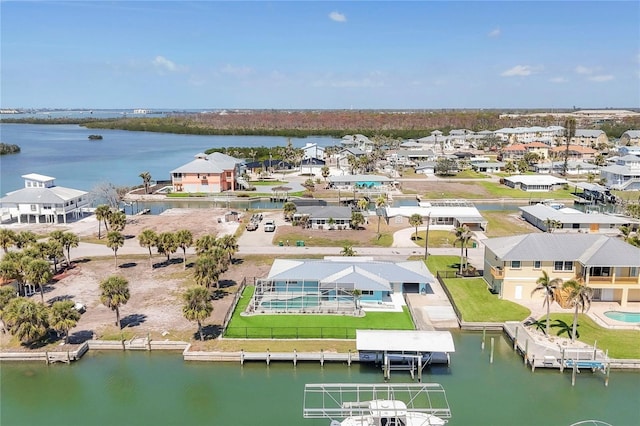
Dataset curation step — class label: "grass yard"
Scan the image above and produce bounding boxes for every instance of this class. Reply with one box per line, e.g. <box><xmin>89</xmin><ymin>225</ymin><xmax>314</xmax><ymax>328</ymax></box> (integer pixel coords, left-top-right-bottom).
<box><xmin>482</xmin><ymin>210</ymin><xmax>539</xmax><ymax>237</ymax></box>
<box><xmin>453</xmin><ymin>170</ymin><xmax>488</xmax><ymax>179</ymax></box>
<box><xmin>477</xmin><ymin>181</ymin><xmax>575</xmax><ymax>199</ymax></box>
<box><xmin>224</xmin><ymin>286</ymin><xmax>415</xmax><ymax>339</ymax></box>
<box><xmin>426</xmin><ymin>255</ymin><xmax>530</xmax><ymax>322</ymax></box>
<box><xmin>546</xmin><ymin>313</ymin><xmax>640</xmax><ymax>359</ymax></box>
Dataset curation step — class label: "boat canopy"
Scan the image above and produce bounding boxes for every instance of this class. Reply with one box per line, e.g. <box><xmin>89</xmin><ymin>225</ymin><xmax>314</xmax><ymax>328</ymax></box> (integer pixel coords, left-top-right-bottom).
<box><xmin>356</xmin><ymin>330</ymin><xmax>455</xmax><ymax>353</ymax></box>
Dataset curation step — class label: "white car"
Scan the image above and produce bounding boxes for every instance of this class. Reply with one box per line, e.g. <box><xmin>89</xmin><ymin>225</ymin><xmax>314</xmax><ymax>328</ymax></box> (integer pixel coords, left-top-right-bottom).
<box><xmin>263</xmin><ymin>220</ymin><xmax>276</xmax><ymax>232</ymax></box>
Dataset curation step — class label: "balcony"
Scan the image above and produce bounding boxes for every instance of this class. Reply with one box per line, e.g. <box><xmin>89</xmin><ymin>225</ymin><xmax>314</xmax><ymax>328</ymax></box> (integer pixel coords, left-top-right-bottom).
<box><xmin>490</xmin><ymin>266</ymin><xmax>504</xmax><ymax>279</ymax></box>
<box><xmin>587</xmin><ymin>276</ymin><xmax>640</xmax><ymax>285</ymax></box>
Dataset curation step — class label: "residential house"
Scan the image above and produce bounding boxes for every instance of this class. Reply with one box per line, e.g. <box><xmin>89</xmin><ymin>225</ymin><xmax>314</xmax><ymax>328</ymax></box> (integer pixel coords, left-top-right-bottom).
<box><xmin>249</xmin><ymin>257</ymin><xmax>436</xmax><ymax>314</ymax></box>
<box><xmin>384</xmin><ymin>200</ymin><xmax>487</xmax><ymax>231</ymax></box>
<box><xmin>301</xmin><ymin>143</ymin><xmax>325</xmax><ymax>161</ymax></box>
<box><xmin>414</xmin><ymin>161</ymin><xmax>437</xmax><ymax>175</ymax></box>
<box><xmin>328</xmin><ymin>175</ymin><xmax>394</xmax><ymax>193</ymax></box>
<box><xmin>335</xmin><ymin>147</ymin><xmax>367</xmax><ymax>171</ymax></box>
<box><xmin>471</xmin><ymin>162</ymin><xmax>506</xmax><ymax>173</ymax></box>
<box><xmin>620</xmin><ymin>130</ymin><xmax>640</xmax><ymax>146</ymax></box>
<box><xmin>534</xmin><ymin>160</ymin><xmax>599</xmax><ymax>175</ymax></box>
<box><xmin>503</xmin><ymin>175</ymin><xmax>568</xmax><ymax>191</ymax></box>
<box><xmin>494</xmin><ymin>126</ymin><xmax>564</xmax><ymax>145</ymax></box>
<box><xmin>519</xmin><ymin>203</ymin><xmax>632</xmax><ymax>233</ymax></box>
<box><xmin>394</xmin><ymin>149</ymin><xmax>437</xmax><ymax>166</ymax></box>
<box><xmin>550</xmin><ymin>145</ymin><xmax>597</xmax><ymax>161</ymax></box>
<box><xmin>170</xmin><ymin>152</ymin><xmax>244</xmax><ymax>193</ymax></box>
<box><xmin>293</xmin><ymin>206</ymin><xmax>353</xmax><ymax>230</ymax></box>
<box><xmin>501</xmin><ymin>142</ymin><xmax>549</xmax><ymax>161</ymax></box>
<box><xmin>0</xmin><ymin>174</ymin><xmax>89</xmax><ymax>224</ymax></box>
<box><xmin>599</xmin><ymin>155</ymin><xmax>640</xmax><ymax>190</ymax></box>
<box><xmin>564</xmin><ymin>129</ymin><xmax>609</xmax><ymax>147</ymax></box>
<box><xmin>483</xmin><ymin>233</ymin><xmax>640</xmax><ymax>306</ymax></box>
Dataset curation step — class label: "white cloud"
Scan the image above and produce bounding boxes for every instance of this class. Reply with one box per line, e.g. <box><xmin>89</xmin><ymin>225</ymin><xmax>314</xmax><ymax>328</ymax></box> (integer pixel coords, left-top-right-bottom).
<box><xmin>220</xmin><ymin>64</ymin><xmax>254</xmax><ymax>77</ymax></box>
<box><xmin>588</xmin><ymin>75</ymin><xmax>614</xmax><ymax>82</ymax></box>
<box><xmin>488</xmin><ymin>27</ymin><xmax>501</xmax><ymax>37</ymax></box>
<box><xmin>575</xmin><ymin>65</ymin><xmax>594</xmax><ymax>75</ymax></box>
<box><xmin>152</xmin><ymin>56</ymin><xmax>187</xmax><ymax>73</ymax></box>
<box><xmin>329</xmin><ymin>11</ymin><xmax>346</xmax><ymax>22</ymax></box>
<box><xmin>550</xmin><ymin>77</ymin><xmax>568</xmax><ymax>83</ymax></box>
<box><xmin>501</xmin><ymin>65</ymin><xmax>540</xmax><ymax>77</ymax></box>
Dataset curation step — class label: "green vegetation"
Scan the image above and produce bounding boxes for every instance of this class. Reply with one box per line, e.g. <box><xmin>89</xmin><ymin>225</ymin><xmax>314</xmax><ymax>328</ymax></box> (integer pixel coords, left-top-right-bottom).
<box><xmin>427</xmin><ymin>255</ymin><xmax>530</xmax><ymax>322</ymax></box>
<box><xmin>250</xmin><ymin>180</ymin><xmax>288</xmax><ymax>186</ymax></box>
<box><xmin>453</xmin><ymin>170</ymin><xmax>488</xmax><ymax>179</ymax></box>
<box><xmin>547</xmin><ymin>314</ymin><xmax>640</xmax><ymax>359</ymax></box>
<box><xmin>166</xmin><ymin>192</ymin><xmax>207</xmax><ymax>198</ymax></box>
<box><xmin>0</xmin><ymin>143</ymin><xmax>21</xmax><ymax>155</ymax></box>
<box><xmin>225</xmin><ymin>286</ymin><xmax>414</xmax><ymax>338</ymax></box>
<box><xmin>414</xmin><ymin>230</ymin><xmax>476</xmax><ymax>248</ymax></box>
<box><xmin>477</xmin><ymin>181</ymin><xmax>575</xmax><ymax>199</ymax></box>
<box><xmin>481</xmin><ymin>210</ymin><xmax>536</xmax><ymax>237</ymax></box>
<box><xmin>369</xmin><ymin>233</ymin><xmax>393</xmax><ymax>247</ymax></box>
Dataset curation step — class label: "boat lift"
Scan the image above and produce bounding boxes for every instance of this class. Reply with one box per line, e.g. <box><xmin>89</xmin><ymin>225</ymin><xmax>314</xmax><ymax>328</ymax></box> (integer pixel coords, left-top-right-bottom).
<box><xmin>356</xmin><ymin>330</ymin><xmax>455</xmax><ymax>380</ymax></box>
<box><xmin>303</xmin><ymin>383</ymin><xmax>452</xmax><ymax>423</ymax></box>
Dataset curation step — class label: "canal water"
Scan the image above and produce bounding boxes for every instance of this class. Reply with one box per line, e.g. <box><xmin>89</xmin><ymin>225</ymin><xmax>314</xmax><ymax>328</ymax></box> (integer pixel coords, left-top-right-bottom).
<box><xmin>2</xmin><ymin>332</ymin><xmax>639</xmax><ymax>426</ymax></box>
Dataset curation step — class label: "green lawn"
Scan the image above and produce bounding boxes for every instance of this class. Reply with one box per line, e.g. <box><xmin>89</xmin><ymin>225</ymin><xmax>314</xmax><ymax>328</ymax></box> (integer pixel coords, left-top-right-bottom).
<box><xmin>166</xmin><ymin>192</ymin><xmax>207</xmax><ymax>198</ymax></box>
<box><xmin>453</xmin><ymin>170</ymin><xmax>488</xmax><ymax>179</ymax></box>
<box><xmin>482</xmin><ymin>210</ymin><xmax>538</xmax><ymax>237</ymax></box>
<box><xmin>224</xmin><ymin>286</ymin><xmax>415</xmax><ymax>338</ymax></box>
<box><xmin>272</xmin><ymin>230</ymin><xmax>393</xmax><ymax>248</ymax></box>
<box><xmin>546</xmin><ymin>313</ymin><xmax>640</xmax><ymax>359</ymax></box>
<box><xmin>477</xmin><ymin>181</ymin><xmax>575</xmax><ymax>199</ymax></box>
<box><xmin>249</xmin><ymin>180</ymin><xmax>288</xmax><ymax>186</ymax></box>
<box><xmin>426</xmin><ymin>255</ymin><xmax>530</xmax><ymax>322</ymax></box>
<box><xmin>411</xmin><ymin>230</ymin><xmax>476</xmax><ymax>249</ymax></box>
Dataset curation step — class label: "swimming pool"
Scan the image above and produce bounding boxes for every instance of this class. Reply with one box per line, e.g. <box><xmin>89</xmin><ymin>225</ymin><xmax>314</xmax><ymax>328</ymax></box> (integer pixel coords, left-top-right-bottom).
<box><xmin>603</xmin><ymin>311</ymin><xmax>640</xmax><ymax>323</ymax></box>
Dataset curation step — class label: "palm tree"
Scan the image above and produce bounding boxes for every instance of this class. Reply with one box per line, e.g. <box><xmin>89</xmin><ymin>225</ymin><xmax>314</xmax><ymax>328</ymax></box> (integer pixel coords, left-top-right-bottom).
<box><xmin>49</xmin><ymin>300</ymin><xmax>80</xmax><ymax>344</ymax></box>
<box><xmin>138</xmin><ymin>229</ymin><xmax>157</xmax><ymax>270</ymax></box>
<box><xmin>453</xmin><ymin>225</ymin><xmax>473</xmax><ymax>274</ymax></box>
<box><xmin>107</xmin><ymin>211</ymin><xmax>127</xmax><ymax>232</ymax></box>
<box><xmin>350</xmin><ymin>211</ymin><xmax>365</xmax><ymax>230</ymax></box>
<box><xmin>139</xmin><ymin>171</ymin><xmax>152</xmax><ymax>194</ymax></box>
<box><xmin>195</xmin><ymin>234</ymin><xmax>218</xmax><ymax>255</ymax></box>
<box><xmin>375</xmin><ymin>195</ymin><xmax>387</xmax><ymax>238</ymax></box>
<box><xmin>194</xmin><ymin>255</ymin><xmax>220</xmax><ymax>289</ymax></box>
<box><xmin>0</xmin><ymin>286</ymin><xmax>18</xmax><ymax>333</ymax></box>
<box><xmin>14</xmin><ymin>231</ymin><xmax>37</xmax><ymax>249</ymax></box>
<box><xmin>216</xmin><ymin>234</ymin><xmax>238</xmax><ymax>264</ymax></box>
<box><xmin>340</xmin><ymin>244</ymin><xmax>356</xmax><ymax>256</ymax></box>
<box><xmin>155</xmin><ymin>232</ymin><xmax>178</xmax><ymax>262</ymax></box>
<box><xmin>175</xmin><ymin>230</ymin><xmax>194</xmax><ymax>269</ymax></box>
<box><xmin>3</xmin><ymin>297</ymin><xmax>49</xmax><ymax>344</ymax></box>
<box><xmin>283</xmin><ymin>202</ymin><xmax>297</xmax><ymax>221</ymax></box>
<box><xmin>25</xmin><ymin>259</ymin><xmax>53</xmax><ymax>303</ymax></box>
<box><xmin>50</xmin><ymin>231</ymin><xmax>79</xmax><ymax>268</ymax></box>
<box><xmin>99</xmin><ymin>275</ymin><xmax>130</xmax><ymax>329</ymax></box>
<box><xmin>106</xmin><ymin>231</ymin><xmax>125</xmax><ymax>270</ymax></box>
<box><xmin>350</xmin><ymin>288</ymin><xmax>362</xmax><ymax>312</ymax></box>
<box><xmin>563</xmin><ymin>279</ymin><xmax>593</xmax><ymax>342</ymax></box>
<box><xmin>562</xmin><ymin>118</ymin><xmax>576</xmax><ymax>176</ymax></box>
<box><xmin>182</xmin><ymin>286</ymin><xmax>213</xmax><ymax>341</ymax></box>
<box><xmin>531</xmin><ymin>271</ymin><xmax>562</xmax><ymax>335</ymax></box>
<box><xmin>0</xmin><ymin>229</ymin><xmax>16</xmax><ymax>253</ymax></box>
<box><xmin>504</xmin><ymin>161</ymin><xmax>516</xmax><ymax>175</ymax></box>
<box><xmin>357</xmin><ymin>198</ymin><xmax>369</xmax><ymax>212</ymax></box>
<box><xmin>409</xmin><ymin>213</ymin><xmax>423</xmax><ymax>241</ymax></box>
<box><xmin>321</xmin><ymin>166</ymin><xmax>330</xmax><ymax>184</ymax></box>
<box><xmin>95</xmin><ymin>204</ymin><xmax>112</xmax><ymax>239</ymax></box>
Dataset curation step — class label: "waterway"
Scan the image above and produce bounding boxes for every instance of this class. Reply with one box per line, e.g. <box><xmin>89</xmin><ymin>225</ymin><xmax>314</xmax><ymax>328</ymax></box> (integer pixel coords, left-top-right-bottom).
<box><xmin>2</xmin><ymin>332</ymin><xmax>639</xmax><ymax>426</ymax></box>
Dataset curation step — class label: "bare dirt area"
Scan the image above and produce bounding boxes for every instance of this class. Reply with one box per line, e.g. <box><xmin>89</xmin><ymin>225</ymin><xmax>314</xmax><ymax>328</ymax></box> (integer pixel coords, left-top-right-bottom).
<box><xmin>399</xmin><ymin>179</ymin><xmax>491</xmax><ymax>198</ymax></box>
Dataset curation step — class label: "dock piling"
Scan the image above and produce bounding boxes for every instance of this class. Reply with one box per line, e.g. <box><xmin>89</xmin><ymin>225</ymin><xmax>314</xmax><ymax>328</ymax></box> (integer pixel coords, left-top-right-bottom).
<box><xmin>481</xmin><ymin>327</ymin><xmax>486</xmax><ymax>351</ymax></box>
<box><xmin>513</xmin><ymin>326</ymin><xmax>518</xmax><ymax>350</ymax></box>
<box><xmin>293</xmin><ymin>349</ymin><xmax>297</xmax><ymax>367</ymax></box>
<box><xmin>490</xmin><ymin>338</ymin><xmax>495</xmax><ymax>364</ymax></box>
<box><xmin>524</xmin><ymin>339</ymin><xmax>529</xmax><ymax>365</ymax></box>
<box><xmin>266</xmin><ymin>349</ymin><xmax>270</xmax><ymax>366</ymax></box>
<box><xmin>320</xmin><ymin>349</ymin><xmax>324</xmax><ymax>367</ymax></box>
<box><xmin>240</xmin><ymin>349</ymin><xmax>244</xmax><ymax>365</ymax></box>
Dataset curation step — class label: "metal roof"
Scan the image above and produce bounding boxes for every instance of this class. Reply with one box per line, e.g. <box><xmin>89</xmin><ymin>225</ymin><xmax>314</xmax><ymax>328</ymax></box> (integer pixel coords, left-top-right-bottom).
<box><xmin>356</xmin><ymin>330</ymin><xmax>455</xmax><ymax>353</ymax></box>
<box><xmin>520</xmin><ymin>204</ymin><xmax>631</xmax><ymax>225</ymax></box>
<box><xmin>328</xmin><ymin>174</ymin><xmax>393</xmax><ymax>183</ymax></box>
<box><xmin>296</xmin><ymin>206</ymin><xmax>353</xmax><ymax>219</ymax></box>
<box><xmin>1</xmin><ymin>186</ymin><xmax>87</xmax><ymax>204</ymax></box>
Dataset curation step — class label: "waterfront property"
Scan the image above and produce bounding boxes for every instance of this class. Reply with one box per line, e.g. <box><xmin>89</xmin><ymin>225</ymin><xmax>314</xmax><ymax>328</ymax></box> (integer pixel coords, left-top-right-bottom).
<box><xmin>482</xmin><ymin>233</ymin><xmax>640</xmax><ymax>306</ymax></box>
<box><xmin>503</xmin><ymin>174</ymin><xmax>568</xmax><ymax>192</ymax></box>
<box><xmin>519</xmin><ymin>203</ymin><xmax>632</xmax><ymax>233</ymax></box>
<box><xmin>248</xmin><ymin>257</ymin><xmax>435</xmax><ymax>314</ymax></box>
<box><xmin>0</xmin><ymin>173</ymin><xmax>89</xmax><ymax>224</ymax></box>
<box><xmin>384</xmin><ymin>200</ymin><xmax>487</xmax><ymax>231</ymax></box>
<box><xmin>170</xmin><ymin>152</ymin><xmax>245</xmax><ymax>193</ymax></box>
<box><xmin>599</xmin><ymin>154</ymin><xmax>640</xmax><ymax>191</ymax></box>
<box><xmin>293</xmin><ymin>206</ymin><xmax>354</xmax><ymax>230</ymax></box>
<box><xmin>328</xmin><ymin>174</ymin><xmax>395</xmax><ymax>193</ymax></box>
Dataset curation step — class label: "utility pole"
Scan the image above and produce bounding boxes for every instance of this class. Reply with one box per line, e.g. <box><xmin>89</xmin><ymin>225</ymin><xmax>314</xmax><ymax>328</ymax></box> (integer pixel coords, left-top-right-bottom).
<box><xmin>423</xmin><ymin>213</ymin><xmax>431</xmax><ymax>260</ymax></box>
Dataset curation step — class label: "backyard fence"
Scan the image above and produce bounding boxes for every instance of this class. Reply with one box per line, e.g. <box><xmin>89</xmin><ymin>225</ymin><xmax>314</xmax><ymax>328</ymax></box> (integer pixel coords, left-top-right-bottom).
<box><xmin>221</xmin><ymin>277</ymin><xmax>249</xmax><ymax>332</ymax></box>
<box><xmin>436</xmin><ymin>271</ymin><xmax>462</xmax><ymax>322</ymax></box>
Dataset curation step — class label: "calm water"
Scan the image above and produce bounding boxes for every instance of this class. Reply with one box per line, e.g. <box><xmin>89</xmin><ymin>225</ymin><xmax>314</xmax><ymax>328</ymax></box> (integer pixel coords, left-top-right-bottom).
<box><xmin>0</xmin><ymin>123</ymin><xmax>340</xmax><ymax>195</ymax></box>
<box><xmin>2</xmin><ymin>332</ymin><xmax>639</xmax><ymax>426</ymax></box>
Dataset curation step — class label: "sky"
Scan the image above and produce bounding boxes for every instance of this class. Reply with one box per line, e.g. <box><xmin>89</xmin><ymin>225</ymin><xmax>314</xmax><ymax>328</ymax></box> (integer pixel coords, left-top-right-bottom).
<box><xmin>1</xmin><ymin>1</ymin><xmax>639</xmax><ymax>110</ymax></box>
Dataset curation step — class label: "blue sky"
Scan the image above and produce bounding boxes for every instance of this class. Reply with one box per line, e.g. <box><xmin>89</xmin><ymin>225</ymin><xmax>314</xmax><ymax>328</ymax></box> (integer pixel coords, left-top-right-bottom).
<box><xmin>1</xmin><ymin>1</ymin><xmax>639</xmax><ymax>109</ymax></box>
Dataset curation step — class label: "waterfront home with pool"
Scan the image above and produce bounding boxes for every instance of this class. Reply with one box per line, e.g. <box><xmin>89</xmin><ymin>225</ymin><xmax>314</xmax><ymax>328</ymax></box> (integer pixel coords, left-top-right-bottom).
<box><xmin>483</xmin><ymin>233</ymin><xmax>640</xmax><ymax>306</ymax></box>
<box><xmin>248</xmin><ymin>257</ymin><xmax>435</xmax><ymax>314</ymax></box>
<box><xmin>170</xmin><ymin>152</ymin><xmax>245</xmax><ymax>193</ymax></box>
<box><xmin>0</xmin><ymin>173</ymin><xmax>89</xmax><ymax>224</ymax></box>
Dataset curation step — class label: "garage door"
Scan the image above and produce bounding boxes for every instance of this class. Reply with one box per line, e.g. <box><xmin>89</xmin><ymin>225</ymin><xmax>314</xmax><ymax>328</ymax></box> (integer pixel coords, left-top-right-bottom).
<box><xmin>403</xmin><ymin>283</ymin><xmax>420</xmax><ymax>293</ymax></box>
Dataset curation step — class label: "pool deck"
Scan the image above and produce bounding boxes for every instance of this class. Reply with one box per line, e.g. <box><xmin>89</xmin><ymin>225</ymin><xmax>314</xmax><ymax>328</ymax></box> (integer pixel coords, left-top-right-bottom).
<box><xmin>587</xmin><ymin>302</ymin><xmax>640</xmax><ymax>330</ymax></box>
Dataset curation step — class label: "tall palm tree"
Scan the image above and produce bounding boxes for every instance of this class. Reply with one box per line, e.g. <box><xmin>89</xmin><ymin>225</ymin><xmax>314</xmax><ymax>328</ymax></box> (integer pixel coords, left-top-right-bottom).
<box><xmin>106</xmin><ymin>231</ymin><xmax>125</xmax><ymax>270</ymax></box>
<box><xmin>321</xmin><ymin>165</ymin><xmax>330</xmax><ymax>184</ymax></box>
<box><xmin>283</xmin><ymin>202</ymin><xmax>297</xmax><ymax>221</ymax></box>
<box><xmin>175</xmin><ymin>229</ymin><xmax>193</xmax><ymax>269</ymax></box>
<box><xmin>25</xmin><ymin>259</ymin><xmax>53</xmax><ymax>303</ymax></box>
<box><xmin>95</xmin><ymin>204</ymin><xmax>112</xmax><ymax>239</ymax></box>
<box><xmin>195</xmin><ymin>234</ymin><xmax>218</xmax><ymax>255</ymax></box>
<box><xmin>138</xmin><ymin>229</ymin><xmax>158</xmax><ymax>270</ymax></box>
<box><xmin>14</xmin><ymin>231</ymin><xmax>37</xmax><ymax>249</ymax></box>
<box><xmin>50</xmin><ymin>231</ymin><xmax>79</xmax><ymax>268</ymax></box>
<box><xmin>139</xmin><ymin>171</ymin><xmax>152</xmax><ymax>194</ymax></box>
<box><xmin>216</xmin><ymin>234</ymin><xmax>238</xmax><ymax>264</ymax></box>
<box><xmin>3</xmin><ymin>297</ymin><xmax>49</xmax><ymax>344</ymax></box>
<box><xmin>409</xmin><ymin>213</ymin><xmax>423</xmax><ymax>241</ymax></box>
<box><xmin>562</xmin><ymin>118</ymin><xmax>576</xmax><ymax>176</ymax></box>
<box><xmin>0</xmin><ymin>229</ymin><xmax>16</xmax><ymax>253</ymax></box>
<box><xmin>49</xmin><ymin>300</ymin><xmax>80</xmax><ymax>344</ymax></box>
<box><xmin>194</xmin><ymin>255</ymin><xmax>220</xmax><ymax>289</ymax></box>
<box><xmin>531</xmin><ymin>271</ymin><xmax>562</xmax><ymax>335</ymax></box>
<box><xmin>350</xmin><ymin>211</ymin><xmax>365</xmax><ymax>230</ymax></box>
<box><xmin>99</xmin><ymin>275</ymin><xmax>130</xmax><ymax>329</ymax></box>
<box><xmin>453</xmin><ymin>225</ymin><xmax>473</xmax><ymax>274</ymax></box>
<box><xmin>0</xmin><ymin>286</ymin><xmax>18</xmax><ymax>333</ymax></box>
<box><xmin>563</xmin><ymin>279</ymin><xmax>593</xmax><ymax>342</ymax></box>
<box><xmin>107</xmin><ymin>211</ymin><xmax>127</xmax><ymax>232</ymax></box>
<box><xmin>155</xmin><ymin>232</ymin><xmax>178</xmax><ymax>262</ymax></box>
<box><xmin>375</xmin><ymin>195</ymin><xmax>387</xmax><ymax>238</ymax></box>
<box><xmin>182</xmin><ymin>286</ymin><xmax>213</xmax><ymax>341</ymax></box>
<box><xmin>357</xmin><ymin>198</ymin><xmax>369</xmax><ymax>212</ymax></box>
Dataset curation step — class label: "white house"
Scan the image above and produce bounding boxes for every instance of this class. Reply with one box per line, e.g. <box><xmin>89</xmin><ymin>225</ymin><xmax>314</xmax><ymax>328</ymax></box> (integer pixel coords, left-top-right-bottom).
<box><xmin>519</xmin><ymin>203</ymin><xmax>632</xmax><ymax>234</ymax></box>
<box><xmin>384</xmin><ymin>200</ymin><xmax>487</xmax><ymax>231</ymax></box>
<box><xmin>301</xmin><ymin>143</ymin><xmax>325</xmax><ymax>161</ymax></box>
<box><xmin>503</xmin><ymin>175</ymin><xmax>568</xmax><ymax>192</ymax></box>
<box><xmin>600</xmin><ymin>155</ymin><xmax>640</xmax><ymax>190</ymax></box>
<box><xmin>0</xmin><ymin>174</ymin><xmax>89</xmax><ymax>224</ymax></box>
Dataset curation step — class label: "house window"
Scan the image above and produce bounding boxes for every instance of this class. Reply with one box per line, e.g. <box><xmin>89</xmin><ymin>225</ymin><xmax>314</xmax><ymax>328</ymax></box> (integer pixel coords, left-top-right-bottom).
<box><xmin>590</xmin><ymin>266</ymin><xmax>611</xmax><ymax>277</ymax></box>
<box><xmin>361</xmin><ymin>290</ymin><xmax>373</xmax><ymax>296</ymax></box>
<box><xmin>554</xmin><ymin>261</ymin><xmax>573</xmax><ymax>272</ymax></box>
<box><xmin>30</xmin><ymin>204</ymin><xmax>37</xmax><ymax>211</ymax></box>
<box><xmin>511</xmin><ymin>261</ymin><xmax>521</xmax><ymax>269</ymax></box>
<box><xmin>534</xmin><ymin>261</ymin><xmax>541</xmax><ymax>269</ymax></box>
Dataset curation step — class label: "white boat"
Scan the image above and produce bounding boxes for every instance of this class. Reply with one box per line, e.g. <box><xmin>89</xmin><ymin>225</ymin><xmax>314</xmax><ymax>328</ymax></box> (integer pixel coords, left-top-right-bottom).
<box><xmin>339</xmin><ymin>399</ymin><xmax>446</xmax><ymax>426</ymax></box>
<box><xmin>304</xmin><ymin>383</ymin><xmax>451</xmax><ymax>426</ymax></box>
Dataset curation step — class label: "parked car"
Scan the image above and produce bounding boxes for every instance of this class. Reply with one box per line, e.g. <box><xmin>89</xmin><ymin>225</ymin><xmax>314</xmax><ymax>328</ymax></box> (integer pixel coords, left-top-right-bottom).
<box><xmin>246</xmin><ymin>221</ymin><xmax>258</xmax><ymax>231</ymax></box>
<box><xmin>264</xmin><ymin>219</ymin><xmax>276</xmax><ymax>232</ymax></box>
